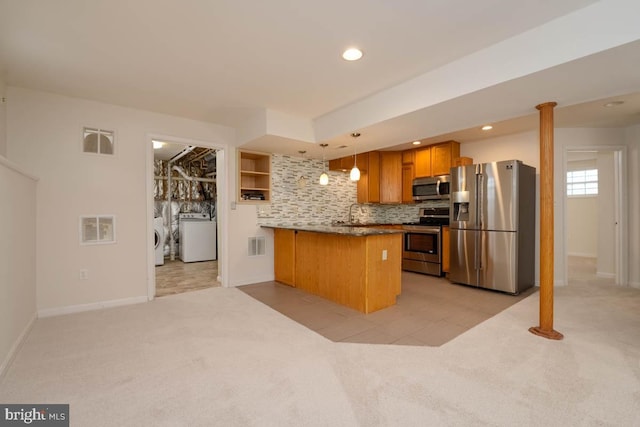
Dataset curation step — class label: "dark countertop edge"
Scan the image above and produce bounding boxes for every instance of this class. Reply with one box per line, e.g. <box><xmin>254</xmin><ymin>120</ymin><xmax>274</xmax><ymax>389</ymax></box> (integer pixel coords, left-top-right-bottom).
<box><xmin>260</xmin><ymin>224</ymin><xmax>404</xmax><ymax>236</ymax></box>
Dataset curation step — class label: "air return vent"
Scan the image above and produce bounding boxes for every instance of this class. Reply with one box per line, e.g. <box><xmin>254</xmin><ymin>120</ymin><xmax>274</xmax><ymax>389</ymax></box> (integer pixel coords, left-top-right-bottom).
<box><xmin>248</xmin><ymin>236</ymin><xmax>266</xmax><ymax>256</ymax></box>
<box><xmin>83</xmin><ymin>127</ymin><xmax>114</xmax><ymax>155</ymax></box>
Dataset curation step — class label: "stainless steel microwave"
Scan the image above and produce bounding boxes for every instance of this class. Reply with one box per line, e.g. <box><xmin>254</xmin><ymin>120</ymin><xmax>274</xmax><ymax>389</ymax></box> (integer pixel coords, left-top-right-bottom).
<box><xmin>412</xmin><ymin>175</ymin><xmax>451</xmax><ymax>201</ymax></box>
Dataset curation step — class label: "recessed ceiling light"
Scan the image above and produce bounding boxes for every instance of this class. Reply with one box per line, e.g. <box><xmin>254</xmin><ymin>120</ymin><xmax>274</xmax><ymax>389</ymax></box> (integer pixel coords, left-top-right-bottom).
<box><xmin>604</xmin><ymin>101</ymin><xmax>624</xmax><ymax>107</ymax></box>
<box><xmin>342</xmin><ymin>48</ymin><xmax>363</xmax><ymax>61</ymax></box>
<box><xmin>412</xmin><ymin>141</ymin><xmax>421</xmax><ymax>145</ymax></box>
<box><xmin>153</xmin><ymin>140</ymin><xmax>165</xmax><ymax>149</ymax></box>
<box><xmin>481</xmin><ymin>125</ymin><xmax>493</xmax><ymax>131</ymax></box>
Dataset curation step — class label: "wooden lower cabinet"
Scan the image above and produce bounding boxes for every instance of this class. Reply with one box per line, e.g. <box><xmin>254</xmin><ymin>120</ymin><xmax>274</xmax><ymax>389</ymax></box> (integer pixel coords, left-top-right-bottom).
<box><xmin>274</xmin><ymin>228</ymin><xmax>296</xmax><ymax>286</ymax></box>
<box><xmin>272</xmin><ymin>228</ymin><xmax>402</xmax><ymax>314</ymax></box>
<box><xmin>442</xmin><ymin>226</ymin><xmax>450</xmax><ymax>274</ymax></box>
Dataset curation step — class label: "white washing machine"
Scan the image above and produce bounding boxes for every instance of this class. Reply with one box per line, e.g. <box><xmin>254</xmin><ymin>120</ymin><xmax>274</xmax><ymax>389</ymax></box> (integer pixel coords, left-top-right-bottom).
<box><xmin>178</xmin><ymin>213</ymin><xmax>217</xmax><ymax>262</ymax></box>
<box><xmin>154</xmin><ymin>217</ymin><xmax>165</xmax><ymax>266</ymax></box>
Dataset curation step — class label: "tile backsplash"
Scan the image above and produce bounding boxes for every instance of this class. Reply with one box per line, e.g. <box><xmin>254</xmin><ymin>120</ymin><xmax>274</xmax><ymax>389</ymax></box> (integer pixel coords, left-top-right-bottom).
<box><xmin>256</xmin><ymin>154</ymin><xmax>448</xmax><ymax>226</ymax></box>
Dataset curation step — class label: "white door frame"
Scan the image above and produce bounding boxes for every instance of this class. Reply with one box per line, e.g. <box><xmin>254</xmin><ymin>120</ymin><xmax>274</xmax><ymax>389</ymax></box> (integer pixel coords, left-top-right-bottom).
<box><xmin>562</xmin><ymin>145</ymin><xmax>628</xmax><ymax>286</ymax></box>
<box><xmin>145</xmin><ymin>134</ymin><xmax>229</xmax><ymax>300</ymax></box>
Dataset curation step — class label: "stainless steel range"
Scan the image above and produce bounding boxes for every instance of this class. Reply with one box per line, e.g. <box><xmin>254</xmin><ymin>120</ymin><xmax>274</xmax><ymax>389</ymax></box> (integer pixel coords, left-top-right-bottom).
<box><xmin>402</xmin><ymin>207</ymin><xmax>449</xmax><ymax>276</ymax></box>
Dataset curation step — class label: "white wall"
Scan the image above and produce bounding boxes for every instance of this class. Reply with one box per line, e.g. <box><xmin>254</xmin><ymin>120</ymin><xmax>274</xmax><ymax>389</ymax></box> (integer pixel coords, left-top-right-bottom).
<box><xmin>566</xmin><ymin>197</ymin><xmax>597</xmax><ymax>257</ymax></box>
<box><xmin>228</xmin><ymin>204</ymin><xmax>275</xmax><ymax>286</ymax></box>
<box><xmin>0</xmin><ymin>157</ymin><xmax>37</xmax><ymax>377</ymax></box>
<box><xmin>460</xmin><ymin>131</ymin><xmax>540</xmax><ymax>169</ymax></box>
<box><xmin>625</xmin><ymin>124</ymin><xmax>640</xmax><ymax>288</ymax></box>
<box><xmin>596</xmin><ymin>151</ymin><xmax>616</xmax><ymax>277</ymax></box>
<box><xmin>0</xmin><ymin>76</ymin><xmax>6</xmax><ymax>157</ymax></box>
<box><xmin>6</xmin><ymin>87</ymin><xmax>238</xmax><ymax>313</ymax></box>
<box><xmin>566</xmin><ymin>158</ymin><xmax>598</xmax><ymax>258</ymax></box>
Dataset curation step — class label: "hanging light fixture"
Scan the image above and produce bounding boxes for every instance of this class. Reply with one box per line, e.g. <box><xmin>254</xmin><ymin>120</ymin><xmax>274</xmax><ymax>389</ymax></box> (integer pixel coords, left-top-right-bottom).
<box><xmin>297</xmin><ymin>151</ymin><xmax>308</xmax><ymax>188</ymax></box>
<box><xmin>349</xmin><ymin>132</ymin><xmax>361</xmax><ymax>181</ymax></box>
<box><xmin>319</xmin><ymin>143</ymin><xmax>329</xmax><ymax>185</ymax></box>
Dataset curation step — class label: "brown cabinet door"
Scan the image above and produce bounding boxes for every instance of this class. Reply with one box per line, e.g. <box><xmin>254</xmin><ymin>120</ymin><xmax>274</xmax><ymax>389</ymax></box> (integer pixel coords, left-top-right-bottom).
<box><xmin>431</xmin><ymin>141</ymin><xmax>460</xmax><ymax>176</ymax></box>
<box><xmin>402</xmin><ymin>163</ymin><xmax>415</xmax><ymax>203</ymax></box>
<box><xmin>328</xmin><ymin>158</ymin><xmax>344</xmax><ymax>171</ymax></box>
<box><xmin>379</xmin><ymin>152</ymin><xmax>402</xmax><ymax>203</ymax></box>
<box><xmin>329</xmin><ymin>155</ymin><xmax>357</xmax><ymax>171</ymax></box>
<box><xmin>402</xmin><ymin>149</ymin><xmax>415</xmax><ymax>165</ymax></box>
<box><xmin>442</xmin><ymin>226</ymin><xmax>450</xmax><ymax>273</ymax></box>
<box><xmin>357</xmin><ymin>152</ymin><xmax>379</xmax><ymax>203</ymax></box>
<box><xmin>274</xmin><ymin>229</ymin><xmax>296</xmax><ymax>286</ymax></box>
<box><xmin>414</xmin><ymin>147</ymin><xmax>432</xmax><ymax>177</ymax></box>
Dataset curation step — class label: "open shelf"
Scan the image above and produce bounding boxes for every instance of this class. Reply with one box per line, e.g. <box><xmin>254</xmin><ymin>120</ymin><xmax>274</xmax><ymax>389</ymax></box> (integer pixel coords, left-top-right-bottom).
<box><xmin>238</xmin><ymin>150</ymin><xmax>271</xmax><ymax>203</ymax></box>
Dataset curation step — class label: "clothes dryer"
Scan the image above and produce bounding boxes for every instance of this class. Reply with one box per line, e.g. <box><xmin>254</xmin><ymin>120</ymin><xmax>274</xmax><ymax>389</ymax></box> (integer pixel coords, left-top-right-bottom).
<box><xmin>154</xmin><ymin>217</ymin><xmax>165</xmax><ymax>266</ymax></box>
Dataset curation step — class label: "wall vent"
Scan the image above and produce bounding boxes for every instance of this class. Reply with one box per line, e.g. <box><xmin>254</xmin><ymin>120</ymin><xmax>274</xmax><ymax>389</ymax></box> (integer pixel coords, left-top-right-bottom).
<box><xmin>83</xmin><ymin>127</ymin><xmax>115</xmax><ymax>155</ymax></box>
<box><xmin>248</xmin><ymin>236</ymin><xmax>266</xmax><ymax>256</ymax></box>
<box><xmin>80</xmin><ymin>215</ymin><xmax>116</xmax><ymax>245</ymax></box>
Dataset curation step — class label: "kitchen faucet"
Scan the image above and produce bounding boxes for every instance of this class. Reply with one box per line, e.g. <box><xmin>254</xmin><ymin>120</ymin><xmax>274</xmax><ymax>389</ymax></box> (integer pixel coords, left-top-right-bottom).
<box><xmin>348</xmin><ymin>203</ymin><xmax>361</xmax><ymax>224</ymax></box>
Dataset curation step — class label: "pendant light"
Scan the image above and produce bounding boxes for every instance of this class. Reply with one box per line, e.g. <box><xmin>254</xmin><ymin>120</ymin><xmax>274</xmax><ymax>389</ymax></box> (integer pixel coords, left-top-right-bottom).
<box><xmin>297</xmin><ymin>151</ymin><xmax>308</xmax><ymax>188</ymax></box>
<box><xmin>349</xmin><ymin>132</ymin><xmax>361</xmax><ymax>182</ymax></box>
<box><xmin>318</xmin><ymin>143</ymin><xmax>329</xmax><ymax>185</ymax></box>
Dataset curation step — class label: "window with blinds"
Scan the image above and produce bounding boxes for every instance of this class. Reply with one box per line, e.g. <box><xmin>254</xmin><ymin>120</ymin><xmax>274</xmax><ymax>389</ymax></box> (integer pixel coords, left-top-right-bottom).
<box><xmin>567</xmin><ymin>169</ymin><xmax>598</xmax><ymax>196</ymax></box>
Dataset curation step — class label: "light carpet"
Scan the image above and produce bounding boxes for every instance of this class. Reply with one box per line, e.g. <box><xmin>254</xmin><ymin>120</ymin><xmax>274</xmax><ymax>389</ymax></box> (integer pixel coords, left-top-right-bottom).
<box><xmin>1</xmin><ymin>282</ymin><xmax>639</xmax><ymax>426</ymax></box>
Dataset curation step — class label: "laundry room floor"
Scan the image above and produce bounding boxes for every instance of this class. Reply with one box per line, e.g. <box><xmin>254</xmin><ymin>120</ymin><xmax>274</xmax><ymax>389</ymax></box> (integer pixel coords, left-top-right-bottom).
<box><xmin>155</xmin><ymin>259</ymin><xmax>220</xmax><ymax>297</ymax></box>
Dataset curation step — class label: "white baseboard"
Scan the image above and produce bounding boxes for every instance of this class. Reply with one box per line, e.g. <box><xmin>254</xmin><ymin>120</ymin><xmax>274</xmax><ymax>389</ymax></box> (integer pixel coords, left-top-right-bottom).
<box><xmin>596</xmin><ymin>271</ymin><xmax>615</xmax><ymax>279</ymax></box>
<box><xmin>38</xmin><ymin>295</ymin><xmax>149</xmax><ymax>318</ymax></box>
<box><xmin>231</xmin><ymin>274</ymin><xmax>275</xmax><ymax>287</ymax></box>
<box><xmin>567</xmin><ymin>252</ymin><xmax>596</xmax><ymax>258</ymax></box>
<box><xmin>629</xmin><ymin>281</ymin><xmax>640</xmax><ymax>289</ymax></box>
<box><xmin>0</xmin><ymin>312</ymin><xmax>37</xmax><ymax>380</ymax></box>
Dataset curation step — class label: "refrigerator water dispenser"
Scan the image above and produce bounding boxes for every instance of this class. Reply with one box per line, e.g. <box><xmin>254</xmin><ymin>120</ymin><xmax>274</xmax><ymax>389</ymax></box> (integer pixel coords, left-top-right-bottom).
<box><xmin>452</xmin><ymin>191</ymin><xmax>470</xmax><ymax>222</ymax></box>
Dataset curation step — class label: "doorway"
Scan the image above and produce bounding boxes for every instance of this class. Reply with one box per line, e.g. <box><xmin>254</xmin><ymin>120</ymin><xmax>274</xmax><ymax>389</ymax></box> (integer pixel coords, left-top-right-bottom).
<box><xmin>563</xmin><ymin>146</ymin><xmax>628</xmax><ymax>287</ymax></box>
<box><xmin>147</xmin><ymin>136</ymin><xmax>226</xmax><ymax>298</ymax></box>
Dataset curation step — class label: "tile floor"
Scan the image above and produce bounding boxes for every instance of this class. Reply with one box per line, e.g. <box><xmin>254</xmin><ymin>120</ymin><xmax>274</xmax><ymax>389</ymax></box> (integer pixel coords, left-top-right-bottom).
<box><xmin>155</xmin><ymin>259</ymin><xmax>220</xmax><ymax>297</ymax></box>
<box><xmin>240</xmin><ymin>272</ymin><xmax>536</xmax><ymax>347</ymax></box>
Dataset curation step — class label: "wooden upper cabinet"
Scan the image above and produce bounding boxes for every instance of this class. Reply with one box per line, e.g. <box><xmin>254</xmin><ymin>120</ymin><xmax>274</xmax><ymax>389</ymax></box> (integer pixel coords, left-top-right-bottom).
<box><xmin>415</xmin><ymin>147</ymin><xmax>432</xmax><ymax>178</ymax></box>
<box><xmin>402</xmin><ymin>163</ymin><xmax>415</xmax><ymax>203</ymax></box>
<box><xmin>328</xmin><ymin>156</ymin><xmax>353</xmax><ymax>171</ymax></box>
<box><xmin>329</xmin><ymin>153</ymin><xmax>368</xmax><ymax>172</ymax></box>
<box><xmin>357</xmin><ymin>152</ymin><xmax>380</xmax><ymax>203</ymax></box>
<box><xmin>414</xmin><ymin>141</ymin><xmax>461</xmax><ymax>178</ymax></box>
<box><xmin>379</xmin><ymin>152</ymin><xmax>402</xmax><ymax>204</ymax></box>
<box><xmin>402</xmin><ymin>149</ymin><xmax>415</xmax><ymax>165</ymax></box>
<box><xmin>359</xmin><ymin>151</ymin><xmax>401</xmax><ymax>204</ymax></box>
<box><xmin>431</xmin><ymin>141</ymin><xmax>460</xmax><ymax>176</ymax></box>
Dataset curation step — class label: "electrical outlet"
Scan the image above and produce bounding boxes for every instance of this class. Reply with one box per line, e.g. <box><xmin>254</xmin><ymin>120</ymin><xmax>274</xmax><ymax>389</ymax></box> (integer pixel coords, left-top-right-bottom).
<box><xmin>79</xmin><ymin>269</ymin><xmax>89</xmax><ymax>280</ymax></box>
<box><xmin>382</xmin><ymin>249</ymin><xmax>388</xmax><ymax>261</ymax></box>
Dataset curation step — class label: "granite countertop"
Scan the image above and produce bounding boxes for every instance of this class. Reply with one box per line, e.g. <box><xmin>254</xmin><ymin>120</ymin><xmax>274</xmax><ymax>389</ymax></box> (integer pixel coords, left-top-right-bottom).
<box><xmin>261</xmin><ymin>224</ymin><xmax>404</xmax><ymax>236</ymax></box>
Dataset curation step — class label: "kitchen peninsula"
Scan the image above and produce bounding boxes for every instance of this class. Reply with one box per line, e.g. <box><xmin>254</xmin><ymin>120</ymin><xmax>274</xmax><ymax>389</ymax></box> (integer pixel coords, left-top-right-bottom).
<box><xmin>262</xmin><ymin>225</ymin><xmax>403</xmax><ymax>314</ymax></box>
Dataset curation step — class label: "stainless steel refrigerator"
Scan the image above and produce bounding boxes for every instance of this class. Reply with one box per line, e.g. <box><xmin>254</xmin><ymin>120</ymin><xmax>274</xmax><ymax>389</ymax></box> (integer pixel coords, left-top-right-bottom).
<box><xmin>449</xmin><ymin>160</ymin><xmax>536</xmax><ymax>294</ymax></box>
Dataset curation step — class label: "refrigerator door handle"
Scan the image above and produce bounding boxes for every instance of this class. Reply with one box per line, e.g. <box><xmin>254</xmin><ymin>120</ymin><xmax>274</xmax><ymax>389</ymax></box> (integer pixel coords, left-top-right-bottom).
<box><xmin>477</xmin><ymin>173</ymin><xmax>484</xmax><ymax>228</ymax></box>
<box><xmin>478</xmin><ymin>231</ymin><xmax>483</xmax><ymax>271</ymax></box>
<box><xmin>474</xmin><ymin>231</ymin><xmax>480</xmax><ymax>272</ymax></box>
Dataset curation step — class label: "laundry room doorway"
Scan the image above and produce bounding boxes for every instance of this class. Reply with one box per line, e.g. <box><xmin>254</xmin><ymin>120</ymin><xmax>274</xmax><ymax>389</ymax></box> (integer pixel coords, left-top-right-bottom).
<box><xmin>149</xmin><ymin>137</ymin><xmax>224</xmax><ymax>297</ymax></box>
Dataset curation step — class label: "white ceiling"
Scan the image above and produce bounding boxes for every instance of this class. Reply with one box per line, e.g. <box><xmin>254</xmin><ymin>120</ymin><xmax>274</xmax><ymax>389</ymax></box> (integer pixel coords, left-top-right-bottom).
<box><xmin>2</xmin><ymin>0</ymin><xmax>639</xmax><ymax>160</ymax></box>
